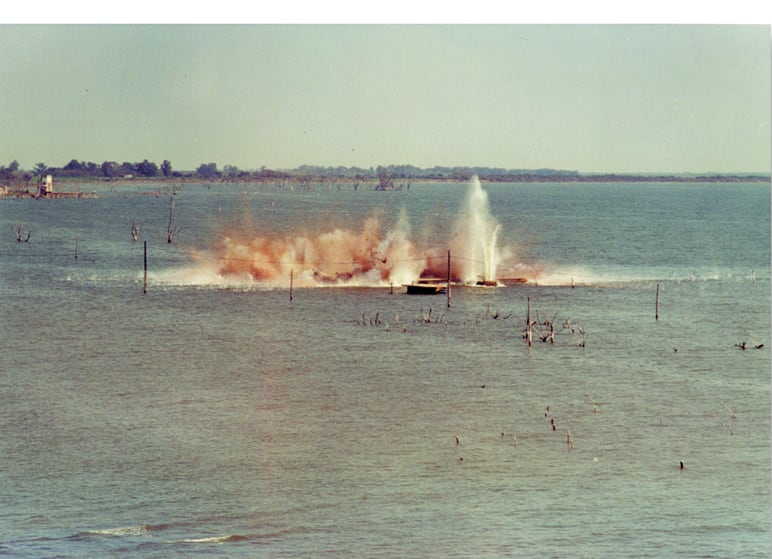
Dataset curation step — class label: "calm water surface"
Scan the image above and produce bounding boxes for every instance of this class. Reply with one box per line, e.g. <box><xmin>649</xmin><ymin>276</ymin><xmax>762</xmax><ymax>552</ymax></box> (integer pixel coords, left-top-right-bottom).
<box><xmin>1</xmin><ymin>180</ymin><xmax>769</xmax><ymax>558</ymax></box>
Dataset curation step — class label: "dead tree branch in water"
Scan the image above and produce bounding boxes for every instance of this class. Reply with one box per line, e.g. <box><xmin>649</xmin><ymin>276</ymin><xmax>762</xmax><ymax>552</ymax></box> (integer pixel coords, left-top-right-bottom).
<box><xmin>480</xmin><ymin>305</ymin><xmax>512</xmax><ymax>321</ymax></box>
<box><xmin>166</xmin><ymin>196</ymin><xmax>181</xmax><ymax>243</ymax></box>
<box><xmin>522</xmin><ymin>305</ymin><xmax>585</xmax><ymax>347</ymax></box>
<box><xmin>352</xmin><ymin>312</ymin><xmax>405</xmax><ymax>332</ymax></box>
<box><xmin>130</xmin><ymin>221</ymin><xmax>141</xmax><ymax>241</ymax></box>
<box><xmin>355</xmin><ymin>312</ymin><xmax>383</xmax><ymax>327</ymax></box>
<box><xmin>415</xmin><ymin>306</ymin><xmax>448</xmax><ymax>325</ymax></box>
<box><xmin>13</xmin><ymin>223</ymin><xmax>31</xmax><ymax>242</ymax></box>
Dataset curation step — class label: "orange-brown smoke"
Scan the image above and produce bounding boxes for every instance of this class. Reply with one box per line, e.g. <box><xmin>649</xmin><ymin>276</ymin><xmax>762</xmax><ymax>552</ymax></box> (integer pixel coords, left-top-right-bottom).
<box><xmin>200</xmin><ymin>211</ymin><xmax>419</xmax><ymax>287</ymax></box>
<box><xmin>191</xmin><ymin>209</ymin><xmax>536</xmax><ymax>288</ymax></box>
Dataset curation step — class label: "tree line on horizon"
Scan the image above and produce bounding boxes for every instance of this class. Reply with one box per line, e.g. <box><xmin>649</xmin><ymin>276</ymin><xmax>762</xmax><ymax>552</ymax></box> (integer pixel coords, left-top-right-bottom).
<box><xmin>1</xmin><ymin>158</ymin><xmax>767</xmax><ymax>184</ymax></box>
<box><xmin>1</xmin><ymin>158</ymin><xmax>582</xmax><ymax>182</ymax></box>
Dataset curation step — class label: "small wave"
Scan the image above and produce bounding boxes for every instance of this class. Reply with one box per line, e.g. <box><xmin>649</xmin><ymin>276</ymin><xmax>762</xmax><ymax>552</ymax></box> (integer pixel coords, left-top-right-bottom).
<box><xmin>172</xmin><ymin>534</ymin><xmax>250</xmax><ymax>544</ymax></box>
<box><xmin>76</xmin><ymin>524</ymin><xmax>165</xmax><ymax>538</ymax></box>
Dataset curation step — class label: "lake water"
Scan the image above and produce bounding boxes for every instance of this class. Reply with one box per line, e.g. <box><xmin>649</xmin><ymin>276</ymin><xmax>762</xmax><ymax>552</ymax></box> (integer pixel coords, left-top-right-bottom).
<box><xmin>1</xmin><ymin>179</ymin><xmax>770</xmax><ymax>558</ymax></box>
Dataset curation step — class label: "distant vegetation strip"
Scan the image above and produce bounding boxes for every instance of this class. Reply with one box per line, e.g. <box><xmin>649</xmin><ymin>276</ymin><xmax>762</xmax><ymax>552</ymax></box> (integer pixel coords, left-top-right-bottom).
<box><xmin>0</xmin><ymin>158</ymin><xmax>768</xmax><ymax>190</ymax></box>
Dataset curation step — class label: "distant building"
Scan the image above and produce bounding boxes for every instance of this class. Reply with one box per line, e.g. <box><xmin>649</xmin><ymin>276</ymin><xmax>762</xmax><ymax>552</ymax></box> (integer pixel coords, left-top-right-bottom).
<box><xmin>38</xmin><ymin>175</ymin><xmax>53</xmax><ymax>197</ymax></box>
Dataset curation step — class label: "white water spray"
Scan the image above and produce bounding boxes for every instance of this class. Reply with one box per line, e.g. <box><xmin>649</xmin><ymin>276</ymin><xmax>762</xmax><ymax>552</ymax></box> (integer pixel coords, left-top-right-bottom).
<box><xmin>458</xmin><ymin>175</ymin><xmax>500</xmax><ymax>283</ymax></box>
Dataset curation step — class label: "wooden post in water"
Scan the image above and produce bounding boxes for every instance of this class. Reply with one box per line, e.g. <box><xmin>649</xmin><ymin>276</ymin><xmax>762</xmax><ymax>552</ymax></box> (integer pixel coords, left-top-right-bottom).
<box><xmin>75</xmin><ymin>237</ymin><xmax>79</xmax><ymax>260</ymax></box>
<box><xmin>655</xmin><ymin>283</ymin><xmax>659</xmax><ymax>321</ymax></box>
<box><xmin>447</xmin><ymin>250</ymin><xmax>452</xmax><ymax>308</ymax></box>
<box><xmin>290</xmin><ymin>269</ymin><xmax>294</xmax><ymax>302</ymax></box>
<box><xmin>143</xmin><ymin>241</ymin><xmax>148</xmax><ymax>294</ymax></box>
<box><xmin>526</xmin><ymin>296</ymin><xmax>532</xmax><ymax>347</ymax></box>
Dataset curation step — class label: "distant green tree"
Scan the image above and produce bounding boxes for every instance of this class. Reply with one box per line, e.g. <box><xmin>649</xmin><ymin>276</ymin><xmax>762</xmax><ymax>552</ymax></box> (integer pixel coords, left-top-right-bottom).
<box><xmin>58</xmin><ymin>159</ymin><xmax>88</xmax><ymax>177</ymax></box>
<box><xmin>101</xmin><ymin>161</ymin><xmax>120</xmax><ymax>178</ymax></box>
<box><xmin>222</xmin><ymin>164</ymin><xmax>241</xmax><ymax>177</ymax></box>
<box><xmin>33</xmin><ymin>162</ymin><xmax>48</xmax><ymax>176</ymax></box>
<box><xmin>8</xmin><ymin>160</ymin><xmax>20</xmax><ymax>173</ymax></box>
<box><xmin>196</xmin><ymin>162</ymin><xmax>220</xmax><ymax>179</ymax></box>
<box><xmin>161</xmin><ymin>160</ymin><xmax>172</xmax><ymax>177</ymax></box>
<box><xmin>136</xmin><ymin>159</ymin><xmax>159</xmax><ymax>177</ymax></box>
<box><xmin>63</xmin><ymin>159</ymin><xmax>85</xmax><ymax>172</ymax></box>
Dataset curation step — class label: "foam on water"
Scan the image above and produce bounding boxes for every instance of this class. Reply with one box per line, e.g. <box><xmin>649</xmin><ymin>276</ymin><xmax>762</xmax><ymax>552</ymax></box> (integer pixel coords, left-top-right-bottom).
<box><xmin>171</xmin><ymin>534</ymin><xmax>250</xmax><ymax>544</ymax></box>
<box><xmin>74</xmin><ymin>526</ymin><xmax>250</xmax><ymax>545</ymax></box>
<box><xmin>78</xmin><ymin>525</ymin><xmax>158</xmax><ymax>537</ymax></box>
<box><xmin>150</xmin><ymin>266</ymin><xmax>260</xmax><ymax>288</ymax></box>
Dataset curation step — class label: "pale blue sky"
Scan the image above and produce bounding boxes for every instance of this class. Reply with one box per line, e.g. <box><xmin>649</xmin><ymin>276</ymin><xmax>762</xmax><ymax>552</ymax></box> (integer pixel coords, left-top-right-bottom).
<box><xmin>1</xmin><ymin>24</ymin><xmax>769</xmax><ymax>173</ymax></box>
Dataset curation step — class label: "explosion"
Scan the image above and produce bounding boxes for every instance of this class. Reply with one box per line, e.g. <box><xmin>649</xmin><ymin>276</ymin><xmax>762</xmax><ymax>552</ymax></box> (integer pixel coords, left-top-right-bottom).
<box><xmin>204</xmin><ymin>210</ymin><xmax>427</xmax><ymax>287</ymax></box>
<box><xmin>185</xmin><ymin>177</ymin><xmax>537</xmax><ymax>288</ymax></box>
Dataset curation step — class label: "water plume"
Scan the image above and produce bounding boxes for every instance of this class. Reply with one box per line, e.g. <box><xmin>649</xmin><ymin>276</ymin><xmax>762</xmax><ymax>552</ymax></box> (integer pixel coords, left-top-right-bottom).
<box><xmin>452</xmin><ymin>175</ymin><xmax>501</xmax><ymax>284</ymax></box>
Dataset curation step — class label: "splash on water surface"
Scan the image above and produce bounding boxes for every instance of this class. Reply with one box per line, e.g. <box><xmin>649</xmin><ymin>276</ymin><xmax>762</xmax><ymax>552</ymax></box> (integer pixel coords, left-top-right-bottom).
<box><xmin>157</xmin><ymin>176</ymin><xmax>539</xmax><ymax>288</ymax></box>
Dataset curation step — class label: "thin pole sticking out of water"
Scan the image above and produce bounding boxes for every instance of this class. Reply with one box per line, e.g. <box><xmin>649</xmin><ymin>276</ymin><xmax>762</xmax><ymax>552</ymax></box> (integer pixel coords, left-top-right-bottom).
<box><xmin>290</xmin><ymin>269</ymin><xmax>294</xmax><ymax>302</ymax></box>
<box><xmin>526</xmin><ymin>296</ymin><xmax>532</xmax><ymax>347</ymax></box>
<box><xmin>655</xmin><ymin>283</ymin><xmax>659</xmax><ymax>321</ymax></box>
<box><xmin>75</xmin><ymin>237</ymin><xmax>79</xmax><ymax>260</ymax></box>
<box><xmin>143</xmin><ymin>241</ymin><xmax>148</xmax><ymax>294</ymax></box>
<box><xmin>447</xmin><ymin>250</ymin><xmax>451</xmax><ymax>308</ymax></box>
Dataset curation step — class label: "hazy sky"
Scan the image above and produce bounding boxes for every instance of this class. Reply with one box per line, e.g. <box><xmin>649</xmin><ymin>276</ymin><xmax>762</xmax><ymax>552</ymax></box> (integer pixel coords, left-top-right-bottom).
<box><xmin>1</xmin><ymin>24</ymin><xmax>769</xmax><ymax>173</ymax></box>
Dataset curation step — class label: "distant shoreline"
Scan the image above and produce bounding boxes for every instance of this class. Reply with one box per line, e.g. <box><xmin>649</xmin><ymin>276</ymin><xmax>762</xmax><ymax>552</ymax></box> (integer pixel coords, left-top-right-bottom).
<box><xmin>1</xmin><ymin>172</ymin><xmax>769</xmax><ymax>198</ymax></box>
<box><xmin>57</xmin><ymin>172</ymin><xmax>772</xmax><ymax>183</ymax></box>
